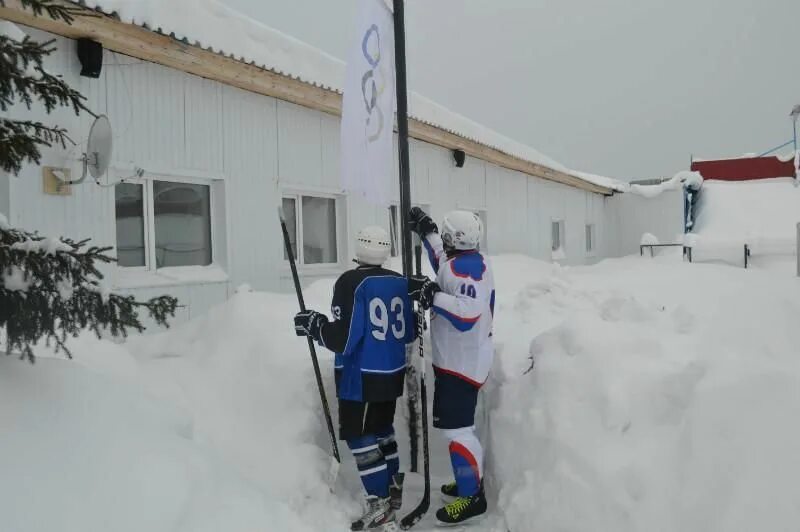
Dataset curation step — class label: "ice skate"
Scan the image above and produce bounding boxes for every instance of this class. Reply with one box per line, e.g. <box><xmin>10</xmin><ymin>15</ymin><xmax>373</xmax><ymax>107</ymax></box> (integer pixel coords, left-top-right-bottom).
<box><xmin>389</xmin><ymin>473</ymin><xmax>404</xmax><ymax>510</ymax></box>
<box><xmin>351</xmin><ymin>495</ymin><xmax>396</xmax><ymax>531</ymax></box>
<box><xmin>434</xmin><ymin>488</ymin><xmax>487</xmax><ymax>527</ymax></box>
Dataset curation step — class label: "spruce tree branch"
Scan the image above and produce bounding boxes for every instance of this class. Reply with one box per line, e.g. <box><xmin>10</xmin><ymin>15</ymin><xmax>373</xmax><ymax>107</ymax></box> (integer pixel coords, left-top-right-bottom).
<box><xmin>0</xmin><ymin>0</ymin><xmax>84</xmax><ymax>24</ymax></box>
<box><xmin>0</xmin><ymin>34</ymin><xmax>86</xmax><ymax>174</ymax></box>
<box><xmin>0</xmin><ymin>118</ymin><xmax>74</xmax><ymax>174</ymax></box>
<box><xmin>0</xmin><ymin>38</ymin><xmax>88</xmax><ymax>114</ymax></box>
<box><xmin>1</xmin><ymin>226</ymin><xmax>179</xmax><ymax>363</ymax></box>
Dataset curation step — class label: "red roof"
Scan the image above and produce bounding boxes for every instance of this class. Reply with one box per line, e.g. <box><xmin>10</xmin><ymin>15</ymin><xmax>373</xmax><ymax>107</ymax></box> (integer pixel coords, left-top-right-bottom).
<box><xmin>691</xmin><ymin>156</ymin><xmax>797</xmax><ymax>181</ymax></box>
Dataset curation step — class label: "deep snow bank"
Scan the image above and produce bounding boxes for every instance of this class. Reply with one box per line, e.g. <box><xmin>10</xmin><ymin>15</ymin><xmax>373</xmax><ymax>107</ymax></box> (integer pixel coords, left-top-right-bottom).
<box><xmin>4</xmin><ymin>255</ymin><xmax>800</xmax><ymax>531</ymax></box>
<box><xmin>690</xmin><ymin>178</ymin><xmax>800</xmax><ymax>269</ymax></box>
<box><xmin>488</xmin><ymin>256</ymin><xmax>800</xmax><ymax>532</ymax></box>
<box><xmin>0</xmin><ymin>288</ymin><xmax>349</xmax><ymax>532</ymax></box>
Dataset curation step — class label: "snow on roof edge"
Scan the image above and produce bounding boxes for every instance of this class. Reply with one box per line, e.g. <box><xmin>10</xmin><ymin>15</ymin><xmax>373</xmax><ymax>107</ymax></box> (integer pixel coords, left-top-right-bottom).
<box><xmin>73</xmin><ymin>0</ymin><xmax>623</xmax><ymax>192</ymax></box>
<box><xmin>568</xmin><ymin>170</ymin><xmax>628</xmax><ymax>192</ymax></box>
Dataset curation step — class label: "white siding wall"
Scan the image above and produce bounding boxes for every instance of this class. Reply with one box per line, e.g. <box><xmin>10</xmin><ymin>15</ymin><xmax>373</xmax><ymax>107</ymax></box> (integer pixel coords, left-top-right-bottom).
<box><xmin>606</xmin><ymin>190</ymin><xmax>684</xmax><ymax>256</ymax></box>
<box><xmin>2</xmin><ymin>28</ymin><xmax>678</xmax><ymax>325</ymax></box>
<box><xmin>221</xmin><ymin>85</ymin><xmax>279</xmax><ymax>290</ymax></box>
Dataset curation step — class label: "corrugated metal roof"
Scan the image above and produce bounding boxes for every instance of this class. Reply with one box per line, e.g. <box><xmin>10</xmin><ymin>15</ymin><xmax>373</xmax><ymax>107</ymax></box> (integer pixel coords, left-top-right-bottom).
<box><xmin>72</xmin><ymin>0</ymin><xmax>623</xmax><ymax>191</ymax></box>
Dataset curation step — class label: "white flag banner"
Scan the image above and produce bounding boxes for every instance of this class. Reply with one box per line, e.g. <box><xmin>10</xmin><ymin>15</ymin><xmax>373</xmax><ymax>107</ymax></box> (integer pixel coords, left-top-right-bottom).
<box><xmin>340</xmin><ymin>0</ymin><xmax>396</xmax><ymax>207</ymax></box>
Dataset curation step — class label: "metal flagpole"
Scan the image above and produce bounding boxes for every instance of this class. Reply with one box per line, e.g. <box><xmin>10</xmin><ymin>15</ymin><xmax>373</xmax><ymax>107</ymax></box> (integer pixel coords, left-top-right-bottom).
<box><xmin>392</xmin><ymin>3</ymin><xmax>433</xmax><ymax>524</ymax></box>
<box><xmin>392</xmin><ymin>0</ymin><xmax>421</xmax><ymax>474</ymax></box>
<box><xmin>393</xmin><ymin>0</ymin><xmax>413</xmax><ymax>277</ymax></box>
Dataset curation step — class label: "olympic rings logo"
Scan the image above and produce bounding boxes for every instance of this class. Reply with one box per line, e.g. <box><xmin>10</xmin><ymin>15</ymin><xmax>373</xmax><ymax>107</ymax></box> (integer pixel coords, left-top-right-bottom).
<box><xmin>361</xmin><ymin>24</ymin><xmax>386</xmax><ymax>143</ymax></box>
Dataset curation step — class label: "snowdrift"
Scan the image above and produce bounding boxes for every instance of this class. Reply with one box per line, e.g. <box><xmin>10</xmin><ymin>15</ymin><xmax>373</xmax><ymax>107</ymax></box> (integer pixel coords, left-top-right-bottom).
<box><xmin>689</xmin><ymin>177</ymin><xmax>800</xmax><ymax>270</ymax></box>
<box><xmin>4</xmin><ymin>255</ymin><xmax>800</xmax><ymax>531</ymax></box>
<box><xmin>0</xmin><ymin>287</ymin><xmax>351</xmax><ymax>532</ymax></box>
<box><xmin>488</xmin><ymin>256</ymin><xmax>800</xmax><ymax>532</ymax></box>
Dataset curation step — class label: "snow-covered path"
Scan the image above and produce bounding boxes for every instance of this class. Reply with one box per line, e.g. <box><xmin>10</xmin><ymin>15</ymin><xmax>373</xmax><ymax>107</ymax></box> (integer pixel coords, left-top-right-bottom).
<box><xmin>329</xmin><ymin>348</ymin><xmax>509</xmax><ymax>531</ymax></box>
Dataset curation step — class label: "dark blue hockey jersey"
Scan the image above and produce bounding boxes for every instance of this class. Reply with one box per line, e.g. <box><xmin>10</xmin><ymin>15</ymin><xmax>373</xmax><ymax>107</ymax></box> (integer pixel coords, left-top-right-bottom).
<box><xmin>319</xmin><ymin>266</ymin><xmax>414</xmax><ymax>402</ymax></box>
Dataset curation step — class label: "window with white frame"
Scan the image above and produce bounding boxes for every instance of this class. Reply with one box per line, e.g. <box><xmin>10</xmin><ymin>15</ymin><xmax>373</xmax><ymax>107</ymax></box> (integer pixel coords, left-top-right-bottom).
<box><xmin>388</xmin><ymin>205</ymin><xmax>399</xmax><ymax>258</ymax></box>
<box><xmin>585</xmin><ymin>223</ymin><xmax>596</xmax><ymax>254</ymax></box>
<box><xmin>282</xmin><ymin>194</ymin><xmax>339</xmax><ymax>265</ymax></box>
<box><xmin>115</xmin><ymin>183</ymin><xmax>146</xmax><ymax>267</ymax></box>
<box><xmin>474</xmin><ymin>210</ymin><xmax>488</xmax><ymax>253</ymax></box>
<box><xmin>114</xmin><ymin>179</ymin><xmax>213</xmax><ymax>269</ymax></box>
<box><xmin>388</xmin><ymin>203</ymin><xmax>430</xmax><ymax>259</ymax></box>
<box><xmin>551</xmin><ymin>220</ymin><xmax>565</xmax><ymax>253</ymax></box>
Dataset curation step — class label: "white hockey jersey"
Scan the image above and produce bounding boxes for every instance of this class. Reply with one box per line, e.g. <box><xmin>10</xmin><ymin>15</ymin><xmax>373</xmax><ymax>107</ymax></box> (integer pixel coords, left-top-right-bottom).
<box><xmin>422</xmin><ymin>233</ymin><xmax>495</xmax><ymax>387</ymax></box>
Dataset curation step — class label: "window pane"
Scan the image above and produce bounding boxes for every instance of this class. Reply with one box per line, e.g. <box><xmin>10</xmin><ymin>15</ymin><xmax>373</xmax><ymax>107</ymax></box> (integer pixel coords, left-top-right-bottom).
<box><xmin>551</xmin><ymin>221</ymin><xmax>561</xmax><ymax>251</ymax></box>
<box><xmin>476</xmin><ymin>211</ymin><xmax>488</xmax><ymax>252</ymax></box>
<box><xmin>153</xmin><ymin>181</ymin><xmax>212</xmax><ymax>267</ymax></box>
<box><xmin>115</xmin><ymin>183</ymin><xmax>146</xmax><ymax>267</ymax></box>
<box><xmin>389</xmin><ymin>205</ymin><xmax>399</xmax><ymax>257</ymax></box>
<box><xmin>302</xmin><ymin>196</ymin><xmax>337</xmax><ymax>264</ymax></box>
<box><xmin>282</xmin><ymin>197</ymin><xmax>298</xmax><ymax>260</ymax></box>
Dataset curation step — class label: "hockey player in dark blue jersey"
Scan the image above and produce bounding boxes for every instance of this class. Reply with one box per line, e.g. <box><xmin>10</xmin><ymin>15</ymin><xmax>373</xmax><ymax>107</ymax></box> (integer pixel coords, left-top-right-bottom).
<box><xmin>294</xmin><ymin>226</ymin><xmax>415</xmax><ymax>531</ymax></box>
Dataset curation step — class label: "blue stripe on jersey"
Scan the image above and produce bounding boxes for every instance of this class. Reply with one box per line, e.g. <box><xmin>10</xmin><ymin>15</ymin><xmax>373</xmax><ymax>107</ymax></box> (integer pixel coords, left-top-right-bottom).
<box><xmin>433</xmin><ymin>305</ymin><xmax>480</xmax><ymax>332</ymax></box>
<box><xmin>361</xmin><ymin>364</ymin><xmax>406</xmax><ymax>374</ymax></box>
<box><xmin>449</xmin><ymin>252</ymin><xmax>486</xmax><ymax>281</ymax></box>
<box><xmin>337</xmin><ymin>275</ymin><xmax>413</xmax><ymax>401</ymax></box>
<box><xmin>423</xmin><ymin>238</ymin><xmax>439</xmax><ymax>273</ymax></box>
<box><xmin>489</xmin><ymin>289</ymin><xmax>496</xmax><ymax>316</ymax></box>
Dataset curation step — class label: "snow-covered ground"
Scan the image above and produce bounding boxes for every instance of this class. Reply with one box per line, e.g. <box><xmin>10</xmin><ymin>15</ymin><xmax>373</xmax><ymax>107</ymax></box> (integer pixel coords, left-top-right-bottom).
<box><xmin>3</xmin><ymin>254</ymin><xmax>800</xmax><ymax>531</ymax></box>
<box><xmin>489</xmin><ymin>255</ymin><xmax>800</xmax><ymax>532</ymax></box>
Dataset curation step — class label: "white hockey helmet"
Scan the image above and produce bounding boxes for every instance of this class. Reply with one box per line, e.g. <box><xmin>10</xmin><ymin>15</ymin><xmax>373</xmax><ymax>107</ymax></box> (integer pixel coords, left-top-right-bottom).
<box><xmin>441</xmin><ymin>210</ymin><xmax>483</xmax><ymax>251</ymax></box>
<box><xmin>355</xmin><ymin>225</ymin><xmax>391</xmax><ymax>265</ymax></box>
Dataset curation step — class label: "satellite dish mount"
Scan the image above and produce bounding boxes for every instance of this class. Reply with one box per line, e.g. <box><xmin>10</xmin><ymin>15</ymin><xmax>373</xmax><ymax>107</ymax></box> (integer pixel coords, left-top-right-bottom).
<box><xmin>57</xmin><ymin>114</ymin><xmax>113</xmax><ymax>186</ymax></box>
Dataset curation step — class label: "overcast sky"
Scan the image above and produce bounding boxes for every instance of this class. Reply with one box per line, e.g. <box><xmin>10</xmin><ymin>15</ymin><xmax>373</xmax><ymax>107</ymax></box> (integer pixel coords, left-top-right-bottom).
<box><xmin>222</xmin><ymin>0</ymin><xmax>799</xmax><ymax>181</ymax></box>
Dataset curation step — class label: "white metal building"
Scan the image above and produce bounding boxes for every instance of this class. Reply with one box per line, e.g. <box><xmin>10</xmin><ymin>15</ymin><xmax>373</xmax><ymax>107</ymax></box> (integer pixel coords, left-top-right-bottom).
<box><xmin>0</xmin><ymin>1</ymin><xmax>681</xmax><ymax>323</ymax></box>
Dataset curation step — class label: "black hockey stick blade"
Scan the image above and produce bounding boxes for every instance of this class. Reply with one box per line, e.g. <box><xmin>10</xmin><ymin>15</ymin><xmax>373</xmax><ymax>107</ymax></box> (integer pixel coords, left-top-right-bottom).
<box><xmin>399</xmin><ymin>490</ymin><xmax>430</xmax><ymax>530</ymax></box>
<box><xmin>399</xmin><ymin>388</ymin><xmax>430</xmax><ymax>529</ymax></box>
<box><xmin>400</xmin><ymin>306</ymin><xmax>431</xmax><ymax>530</ymax></box>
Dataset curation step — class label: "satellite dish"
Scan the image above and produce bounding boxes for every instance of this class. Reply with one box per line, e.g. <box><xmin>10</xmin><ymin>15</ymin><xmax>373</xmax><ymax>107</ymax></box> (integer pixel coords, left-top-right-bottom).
<box><xmin>57</xmin><ymin>114</ymin><xmax>113</xmax><ymax>186</ymax></box>
<box><xmin>86</xmin><ymin>114</ymin><xmax>112</xmax><ymax>179</ymax></box>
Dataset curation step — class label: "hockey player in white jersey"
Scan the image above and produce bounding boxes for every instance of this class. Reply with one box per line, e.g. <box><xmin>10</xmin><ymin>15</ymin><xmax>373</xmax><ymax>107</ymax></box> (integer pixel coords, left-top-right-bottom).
<box><xmin>406</xmin><ymin>207</ymin><xmax>495</xmax><ymax>526</ymax></box>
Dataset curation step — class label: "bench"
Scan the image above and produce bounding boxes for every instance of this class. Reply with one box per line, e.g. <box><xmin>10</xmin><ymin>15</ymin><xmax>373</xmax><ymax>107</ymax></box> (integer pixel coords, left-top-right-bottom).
<box><xmin>640</xmin><ymin>243</ymin><xmax>693</xmax><ymax>262</ymax></box>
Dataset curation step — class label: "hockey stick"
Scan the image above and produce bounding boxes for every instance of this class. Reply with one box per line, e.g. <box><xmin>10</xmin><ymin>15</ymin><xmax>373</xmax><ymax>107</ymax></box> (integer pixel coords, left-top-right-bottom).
<box><xmin>278</xmin><ymin>207</ymin><xmax>341</xmax><ymax>467</ymax></box>
<box><xmin>405</xmin><ymin>237</ymin><xmax>421</xmax><ymax>472</ymax></box>
<box><xmin>400</xmin><ymin>242</ymin><xmax>431</xmax><ymax>529</ymax></box>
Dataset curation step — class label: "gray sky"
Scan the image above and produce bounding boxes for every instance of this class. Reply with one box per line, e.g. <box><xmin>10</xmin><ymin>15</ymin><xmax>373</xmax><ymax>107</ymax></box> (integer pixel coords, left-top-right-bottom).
<box><xmin>222</xmin><ymin>0</ymin><xmax>799</xmax><ymax>181</ymax></box>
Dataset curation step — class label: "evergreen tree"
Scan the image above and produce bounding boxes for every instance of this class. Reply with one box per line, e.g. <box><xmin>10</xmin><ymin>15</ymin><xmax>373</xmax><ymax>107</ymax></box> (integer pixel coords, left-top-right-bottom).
<box><xmin>1</xmin><ymin>0</ymin><xmax>87</xmax><ymax>174</ymax></box>
<box><xmin>1</xmin><ymin>215</ymin><xmax>179</xmax><ymax>362</ymax></box>
<box><xmin>1</xmin><ymin>1</ymin><xmax>179</xmax><ymax>361</ymax></box>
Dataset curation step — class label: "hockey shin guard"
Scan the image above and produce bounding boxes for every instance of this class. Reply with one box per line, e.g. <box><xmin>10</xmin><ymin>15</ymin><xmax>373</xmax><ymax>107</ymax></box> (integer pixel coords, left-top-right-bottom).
<box><xmin>376</xmin><ymin>426</ymin><xmax>399</xmax><ymax>479</ymax></box>
<box><xmin>444</xmin><ymin>426</ymin><xmax>483</xmax><ymax>497</ymax></box>
<box><xmin>347</xmin><ymin>435</ymin><xmax>390</xmax><ymax>498</ymax></box>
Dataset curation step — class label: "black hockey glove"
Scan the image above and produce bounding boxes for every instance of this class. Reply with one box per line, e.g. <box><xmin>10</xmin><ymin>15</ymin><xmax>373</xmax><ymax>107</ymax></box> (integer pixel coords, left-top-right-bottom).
<box><xmin>408</xmin><ymin>207</ymin><xmax>438</xmax><ymax>237</ymax></box>
<box><xmin>294</xmin><ymin>310</ymin><xmax>328</xmax><ymax>343</ymax></box>
<box><xmin>408</xmin><ymin>276</ymin><xmax>441</xmax><ymax>310</ymax></box>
